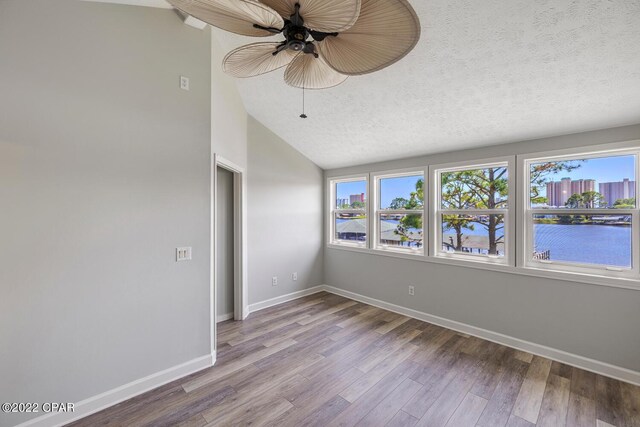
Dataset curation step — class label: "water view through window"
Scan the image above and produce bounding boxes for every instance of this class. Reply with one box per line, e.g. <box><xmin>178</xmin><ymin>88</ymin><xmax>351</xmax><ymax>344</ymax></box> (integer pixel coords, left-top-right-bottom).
<box><xmin>533</xmin><ymin>215</ymin><xmax>631</xmax><ymax>268</ymax></box>
<box><xmin>529</xmin><ymin>154</ymin><xmax>636</xmax><ymax>269</ymax></box>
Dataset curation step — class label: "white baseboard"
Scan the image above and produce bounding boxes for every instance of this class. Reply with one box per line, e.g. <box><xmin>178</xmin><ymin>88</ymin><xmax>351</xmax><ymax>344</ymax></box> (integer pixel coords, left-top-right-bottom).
<box><xmin>16</xmin><ymin>353</ymin><xmax>215</xmax><ymax>427</ymax></box>
<box><xmin>217</xmin><ymin>313</ymin><xmax>234</xmax><ymax>322</ymax></box>
<box><xmin>247</xmin><ymin>285</ymin><xmax>325</xmax><ymax>314</ymax></box>
<box><xmin>321</xmin><ymin>285</ymin><xmax>640</xmax><ymax>387</ymax></box>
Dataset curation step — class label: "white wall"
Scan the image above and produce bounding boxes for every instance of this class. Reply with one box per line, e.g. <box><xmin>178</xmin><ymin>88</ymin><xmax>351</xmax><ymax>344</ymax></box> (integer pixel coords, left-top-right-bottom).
<box><xmin>247</xmin><ymin>117</ymin><xmax>324</xmax><ymax>304</ymax></box>
<box><xmin>0</xmin><ymin>1</ymin><xmax>212</xmax><ymax>426</ymax></box>
<box><xmin>325</xmin><ymin>124</ymin><xmax>640</xmax><ymax>375</ymax></box>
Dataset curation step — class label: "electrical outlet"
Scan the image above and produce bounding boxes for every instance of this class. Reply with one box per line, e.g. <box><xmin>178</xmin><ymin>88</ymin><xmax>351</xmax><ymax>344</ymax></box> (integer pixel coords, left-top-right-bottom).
<box><xmin>408</xmin><ymin>285</ymin><xmax>415</xmax><ymax>296</ymax></box>
<box><xmin>272</xmin><ymin>276</ymin><xmax>278</xmax><ymax>286</ymax></box>
<box><xmin>176</xmin><ymin>247</ymin><xmax>192</xmax><ymax>262</ymax></box>
<box><xmin>180</xmin><ymin>75</ymin><xmax>190</xmax><ymax>91</ymax></box>
<box><xmin>292</xmin><ymin>272</ymin><xmax>298</xmax><ymax>281</ymax></box>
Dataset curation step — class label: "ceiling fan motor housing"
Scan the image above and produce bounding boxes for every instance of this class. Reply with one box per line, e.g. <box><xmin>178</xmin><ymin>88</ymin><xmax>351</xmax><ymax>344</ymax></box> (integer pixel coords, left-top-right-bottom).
<box><xmin>286</xmin><ymin>25</ymin><xmax>308</xmax><ymax>52</ymax></box>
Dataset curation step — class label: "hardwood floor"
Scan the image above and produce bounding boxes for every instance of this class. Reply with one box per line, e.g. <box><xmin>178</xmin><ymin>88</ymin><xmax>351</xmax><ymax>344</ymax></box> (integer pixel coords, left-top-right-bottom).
<box><xmin>68</xmin><ymin>292</ymin><xmax>640</xmax><ymax>427</ymax></box>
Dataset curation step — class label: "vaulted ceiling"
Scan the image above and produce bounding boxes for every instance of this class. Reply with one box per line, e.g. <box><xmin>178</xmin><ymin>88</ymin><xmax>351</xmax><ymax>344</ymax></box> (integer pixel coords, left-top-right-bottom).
<box><xmin>86</xmin><ymin>0</ymin><xmax>640</xmax><ymax>169</ymax></box>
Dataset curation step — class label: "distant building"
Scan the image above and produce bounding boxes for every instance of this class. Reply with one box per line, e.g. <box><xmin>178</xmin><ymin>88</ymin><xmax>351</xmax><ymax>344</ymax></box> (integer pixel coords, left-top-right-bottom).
<box><xmin>350</xmin><ymin>193</ymin><xmax>365</xmax><ymax>205</ymax></box>
<box><xmin>336</xmin><ymin>198</ymin><xmax>349</xmax><ymax>207</ymax></box>
<box><xmin>599</xmin><ymin>178</ymin><xmax>636</xmax><ymax>207</ymax></box>
<box><xmin>545</xmin><ymin>178</ymin><xmax>595</xmax><ymax>207</ymax></box>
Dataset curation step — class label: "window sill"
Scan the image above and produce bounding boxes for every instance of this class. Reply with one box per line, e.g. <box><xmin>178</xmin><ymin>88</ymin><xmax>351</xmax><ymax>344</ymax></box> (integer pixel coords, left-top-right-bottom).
<box><xmin>327</xmin><ymin>242</ymin><xmax>368</xmax><ymax>253</ymax></box>
<box><xmin>326</xmin><ymin>244</ymin><xmax>640</xmax><ymax>291</ymax></box>
<box><xmin>371</xmin><ymin>246</ymin><xmax>424</xmax><ymax>260</ymax></box>
<box><xmin>436</xmin><ymin>252</ymin><xmax>508</xmax><ymax>266</ymax></box>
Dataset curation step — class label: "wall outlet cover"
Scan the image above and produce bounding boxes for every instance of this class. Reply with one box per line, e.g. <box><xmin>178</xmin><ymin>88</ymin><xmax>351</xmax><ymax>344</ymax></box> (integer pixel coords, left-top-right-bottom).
<box><xmin>176</xmin><ymin>247</ymin><xmax>192</xmax><ymax>262</ymax></box>
<box><xmin>180</xmin><ymin>76</ymin><xmax>190</xmax><ymax>91</ymax></box>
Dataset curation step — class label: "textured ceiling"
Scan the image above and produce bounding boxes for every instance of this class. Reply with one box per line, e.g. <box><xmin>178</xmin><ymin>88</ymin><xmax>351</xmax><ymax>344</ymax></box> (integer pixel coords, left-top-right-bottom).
<box><xmin>214</xmin><ymin>0</ymin><xmax>640</xmax><ymax>169</ymax></box>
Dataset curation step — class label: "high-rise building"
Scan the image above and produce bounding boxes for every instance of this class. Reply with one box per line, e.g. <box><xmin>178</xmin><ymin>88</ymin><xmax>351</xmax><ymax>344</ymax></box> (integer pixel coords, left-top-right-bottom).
<box><xmin>336</xmin><ymin>198</ymin><xmax>350</xmax><ymax>207</ymax></box>
<box><xmin>349</xmin><ymin>193</ymin><xmax>365</xmax><ymax>205</ymax></box>
<box><xmin>599</xmin><ymin>178</ymin><xmax>636</xmax><ymax>207</ymax></box>
<box><xmin>545</xmin><ymin>178</ymin><xmax>595</xmax><ymax>207</ymax></box>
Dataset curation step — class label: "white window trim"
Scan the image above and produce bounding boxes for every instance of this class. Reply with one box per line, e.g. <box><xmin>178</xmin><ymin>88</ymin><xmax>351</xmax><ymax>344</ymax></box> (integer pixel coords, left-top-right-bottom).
<box><xmin>371</xmin><ymin>168</ymin><xmax>427</xmax><ymax>257</ymax></box>
<box><xmin>326</xmin><ymin>140</ymin><xmax>640</xmax><ymax>291</ymax></box>
<box><xmin>429</xmin><ymin>157</ymin><xmax>516</xmax><ymax>267</ymax></box>
<box><xmin>518</xmin><ymin>142</ymin><xmax>640</xmax><ymax>280</ymax></box>
<box><xmin>328</xmin><ymin>174</ymin><xmax>368</xmax><ymax>249</ymax></box>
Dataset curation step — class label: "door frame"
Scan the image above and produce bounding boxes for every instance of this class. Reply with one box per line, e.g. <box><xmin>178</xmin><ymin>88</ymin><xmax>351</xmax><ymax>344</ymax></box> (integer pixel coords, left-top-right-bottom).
<box><xmin>211</xmin><ymin>154</ymin><xmax>248</xmax><ymax>358</ymax></box>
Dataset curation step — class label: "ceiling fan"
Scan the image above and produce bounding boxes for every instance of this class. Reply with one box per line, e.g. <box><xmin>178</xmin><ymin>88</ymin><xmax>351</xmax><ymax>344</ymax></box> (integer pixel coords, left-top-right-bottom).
<box><xmin>167</xmin><ymin>0</ymin><xmax>421</xmax><ymax>91</ymax></box>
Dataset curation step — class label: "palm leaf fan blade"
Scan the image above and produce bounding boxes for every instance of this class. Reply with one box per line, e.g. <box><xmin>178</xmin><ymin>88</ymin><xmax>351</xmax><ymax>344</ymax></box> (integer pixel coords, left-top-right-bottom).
<box><xmin>284</xmin><ymin>54</ymin><xmax>348</xmax><ymax>89</ymax></box>
<box><xmin>223</xmin><ymin>43</ymin><xmax>297</xmax><ymax>77</ymax></box>
<box><xmin>167</xmin><ymin>0</ymin><xmax>284</xmax><ymax>37</ymax></box>
<box><xmin>317</xmin><ymin>0</ymin><xmax>420</xmax><ymax>75</ymax></box>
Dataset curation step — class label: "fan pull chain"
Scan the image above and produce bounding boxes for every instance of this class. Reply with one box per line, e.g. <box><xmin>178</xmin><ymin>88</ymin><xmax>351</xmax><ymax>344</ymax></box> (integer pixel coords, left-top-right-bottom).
<box><xmin>300</xmin><ymin>63</ymin><xmax>307</xmax><ymax>119</ymax></box>
<box><xmin>300</xmin><ymin>86</ymin><xmax>307</xmax><ymax>119</ymax></box>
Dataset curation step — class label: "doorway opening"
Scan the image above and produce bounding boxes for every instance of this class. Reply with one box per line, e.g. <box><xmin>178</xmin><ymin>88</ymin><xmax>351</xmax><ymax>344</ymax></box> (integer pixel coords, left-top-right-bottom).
<box><xmin>211</xmin><ymin>154</ymin><xmax>247</xmax><ymax>358</ymax></box>
<box><xmin>216</xmin><ymin>166</ymin><xmax>234</xmax><ymax>323</ymax></box>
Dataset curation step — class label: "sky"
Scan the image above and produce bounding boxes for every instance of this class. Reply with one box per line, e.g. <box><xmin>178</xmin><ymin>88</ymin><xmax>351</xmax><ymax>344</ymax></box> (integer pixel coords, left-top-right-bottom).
<box><xmin>336</xmin><ymin>155</ymin><xmax>636</xmax><ymax>207</ymax></box>
<box><xmin>336</xmin><ymin>180</ymin><xmax>367</xmax><ymax>204</ymax></box>
<box><xmin>336</xmin><ymin>175</ymin><xmax>422</xmax><ymax>208</ymax></box>
<box><xmin>379</xmin><ymin>176</ymin><xmax>422</xmax><ymax>208</ymax></box>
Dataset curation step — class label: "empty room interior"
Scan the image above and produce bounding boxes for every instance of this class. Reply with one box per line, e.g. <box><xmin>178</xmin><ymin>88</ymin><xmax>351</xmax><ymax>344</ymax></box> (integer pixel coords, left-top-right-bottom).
<box><xmin>3</xmin><ymin>0</ymin><xmax>640</xmax><ymax>426</ymax></box>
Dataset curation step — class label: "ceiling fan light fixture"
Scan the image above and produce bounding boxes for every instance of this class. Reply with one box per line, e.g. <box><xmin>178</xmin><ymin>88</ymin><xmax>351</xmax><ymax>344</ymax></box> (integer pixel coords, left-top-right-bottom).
<box><xmin>170</xmin><ymin>0</ymin><xmax>421</xmax><ymax>114</ymax></box>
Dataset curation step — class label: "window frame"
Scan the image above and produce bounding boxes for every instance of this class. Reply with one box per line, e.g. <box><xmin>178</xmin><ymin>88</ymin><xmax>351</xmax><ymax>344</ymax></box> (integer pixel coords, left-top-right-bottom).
<box><xmin>371</xmin><ymin>168</ymin><xmax>427</xmax><ymax>256</ymax></box>
<box><xmin>518</xmin><ymin>145</ymin><xmax>640</xmax><ymax>279</ymax></box>
<box><xmin>430</xmin><ymin>157</ymin><xmax>516</xmax><ymax>266</ymax></box>
<box><xmin>328</xmin><ymin>174</ymin><xmax>369</xmax><ymax>248</ymax></box>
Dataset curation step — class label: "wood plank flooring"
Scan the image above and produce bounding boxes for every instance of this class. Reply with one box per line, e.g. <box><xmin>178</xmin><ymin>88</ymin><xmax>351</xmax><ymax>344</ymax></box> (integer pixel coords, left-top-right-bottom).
<box><xmin>68</xmin><ymin>292</ymin><xmax>640</xmax><ymax>427</ymax></box>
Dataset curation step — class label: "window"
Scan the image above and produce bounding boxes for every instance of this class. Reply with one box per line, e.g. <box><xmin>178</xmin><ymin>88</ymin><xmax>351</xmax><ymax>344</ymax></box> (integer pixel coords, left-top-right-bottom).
<box><xmin>373</xmin><ymin>172</ymin><xmax>424</xmax><ymax>252</ymax></box>
<box><xmin>433</xmin><ymin>160</ymin><xmax>513</xmax><ymax>264</ymax></box>
<box><xmin>330</xmin><ymin>177</ymin><xmax>368</xmax><ymax>246</ymax></box>
<box><xmin>523</xmin><ymin>150</ymin><xmax>639</xmax><ymax>277</ymax></box>
<box><xmin>327</xmin><ymin>141</ymin><xmax>640</xmax><ymax>288</ymax></box>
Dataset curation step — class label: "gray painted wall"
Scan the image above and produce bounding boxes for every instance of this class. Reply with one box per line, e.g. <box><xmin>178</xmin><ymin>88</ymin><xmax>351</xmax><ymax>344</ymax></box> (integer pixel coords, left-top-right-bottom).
<box><xmin>325</xmin><ymin>124</ymin><xmax>640</xmax><ymax>373</ymax></box>
<box><xmin>248</xmin><ymin>117</ymin><xmax>324</xmax><ymax>304</ymax></box>
<box><xmin>0</xmin><ymin>1</ymin><xmax>212</xmax><ymax>426</ymax></box>
<box><xmin>216</xmin><ymin>167</ymin><xmax>234</xmax><ymax>318</ymax></box>
<box><xmin>211</xmin><ymin>32</ymin><xmax>247</xmax><ymax>170</ymax></box>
